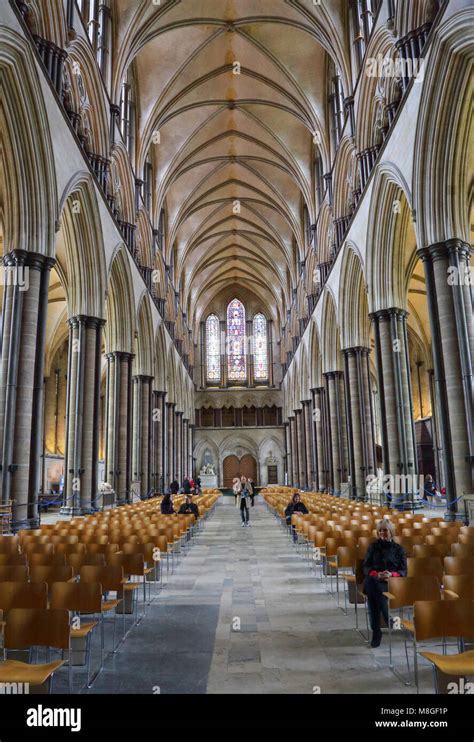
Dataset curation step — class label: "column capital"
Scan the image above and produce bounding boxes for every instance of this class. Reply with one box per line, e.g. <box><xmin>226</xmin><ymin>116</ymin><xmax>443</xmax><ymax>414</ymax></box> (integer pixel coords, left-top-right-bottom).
<box><xmin>323</xmin><ymin>370</ymin><xmax>344</xmax><ymax>379</ymax></box>
<box><xmin>301</xmin><ymin>398</ymin><xmax>312</xmax><ymax>406</ymax></box>
<box><xmin>3</xmin><ymin>250</ymin><xmax>56</xmax><ymax>271</ymax></box>
<box><xmin>68</xmin><ymin>315</ymin><xmax>106</xmax><ymax>329</ymax></box>
<box><xmin>311</xmin><ymin>386</ymin><xmax>324</xmax><ymax>394</ymax></box>
<box><xmin>132</xmin><ymin>374</ymin><xmax>153</xmax><ymax>383</ymax></box>
<box><xmin>342</xmin><ymin>346</ymin><xmax>371</xmax><ymax>357</ymax></box>
<box><xmin>166</xmin><ymin>401</ymin><xmax>176</xmax><ymax>409</ymax></box>
<box><xmin>106</xmin><ymin>351</ymin><xmax>134</xmax><ymax>362</ymax></box>
<box><xmin>294</xmin><ymin>408</ymin><xmax>303</xmax><ymax>415</ymax></box>
<box><xmin>369</xmin><ymin>307</ymin><xmax>408</xmax><ymax>321</ymax></box>
<box><xmin>417</xmin><ymin>239</ymin><xmax>472</xmax><ymax>262</ymax></box>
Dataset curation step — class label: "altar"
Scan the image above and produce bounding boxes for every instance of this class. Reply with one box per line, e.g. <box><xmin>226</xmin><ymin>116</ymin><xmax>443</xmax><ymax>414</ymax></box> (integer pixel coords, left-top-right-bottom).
<box><xmin>200</xmin><ymin>474</ymin><xmax>218</xmax><ymax>489</ymax></box>
<box><xmin>199</xmin><ymin>463</ymin><xmax>218</xmax><ymax>489</ymax></box>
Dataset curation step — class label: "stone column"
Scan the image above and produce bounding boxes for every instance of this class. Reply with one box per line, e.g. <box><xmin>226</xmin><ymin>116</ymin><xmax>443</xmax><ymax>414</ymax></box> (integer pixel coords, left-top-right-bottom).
<box><xmin>371</xmin><ymin>309</ymin><xmax>417</xmax><ymax>499</ymax></box>
<box><xmin>247</xmin><ymin>319</ymin><xmax>254</xmax><ymax>387</ymax></box>
<box><xmin>324</xmin><ymin>371</ymin><xmax>349</xmax><ymax>494</ymax></box>
<box><xmin>105</xmin><ymin>352</ymin><xmax>133</xmax><ymax>505</ymax></box>
<box><xmin>166</xmin><ymin>402</ymin><xmax>176</xmax><ymax>484</ymax></box>
<box><xmin>311</xmin><ymin>388</ymin><xmax>324</xmax><ymax>491</ymax></box>
<box><xmin>62</xmin><ymin>316</ymin><xmax>104</xmax><ymax>515</ymax></box>
<box><xmin>0</xmin><ymin>252</ymin><xmax>55</xmax><ymax>528</ymax></box>
<box><xmin>188</xmin><ymin>422</ymin><xmax>195</xmax><ymax>479</ymax></box>
<box><xmin>295</xmin><ymin>408</ymin><xmax>306</xmax><ymax>489</ymax></box>
<box><xmin>289</xmin><ymin>416</ymin><xmax>298</xmax><ymax>486</ymax></box>
<box><xmin>284</xmin><ymin>421</ymin><xmax>291</xmax><ymax>485</ymax></box>
<box><xmin>151</xmin><ymin>390</ymin><xmax>165</xmax><ymax>494</ymax></box>
<box><xmin>131</xmin><ymin>375</ymin><xmax>152</xmax><ymax>499</ymax></box>
<box><xmin>302</xmin><ymin>400</ymin><xmax>314</xmax><ymax>489</ymax></box>
<box><xmin>176</xmin><ymin>411</ymin><xmax>183</xmax><ymax>483</ymax></box>
<box><xmin>343</xmin><ymin>348</ymin><xmax>376</xmax><ymax>500</ymax></box>
<box><xmin>161</xmin><ymin>392</ymin><xmax>167</xmax><ymax>491</ymax></box>
<box><xmin>418</xmin><ymin>241</ymin><xmax>473</xmax><ymax>518</ymax></box>
<box><xmin>183</xmin><ymin>419</ymin><xmax>189</xmax><ymax>479</ymax></box>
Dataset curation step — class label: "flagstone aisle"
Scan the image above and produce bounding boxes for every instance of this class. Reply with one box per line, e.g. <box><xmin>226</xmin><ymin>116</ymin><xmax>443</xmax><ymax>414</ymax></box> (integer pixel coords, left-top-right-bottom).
<box><xmin>62</xmin><ymin>497</ymin><xmax>429</xmax><ymax>694</ymax></box>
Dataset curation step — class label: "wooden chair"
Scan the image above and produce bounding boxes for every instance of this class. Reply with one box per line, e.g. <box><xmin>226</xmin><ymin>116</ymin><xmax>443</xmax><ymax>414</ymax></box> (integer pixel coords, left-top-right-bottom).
<box><xmin>79</xmin><ymin>566</ymin><xmax>125</xmax><ymax>652</ymax></box>
<box><xmin>407</xmin><ymin>557</ymin><xmax>444</xmax><ymax>582</ymax></box>
<box><xmin>0</xmin><ymin>566</ymin><xmax>29</xmax><ymax>582</ymax></box>
<box><xmin>413</xmin><ymin>599</ymin><xmax>474</xmax><ymax>692</ymax></box>
<box><xmin>0</xmin><ymin>608</ymin><xmax>71</xmax><ymax>692</ymax></box>
<box><xmin>443</xmin><ymin>574</ymin><xmax>474</xmax><ymax>600</ymax></box>
<box><xmin>444</xmin><ymin>556</ymin><xmax>474</xmax><ymax>576</ymax></box>
<box><xmin>50</xmin><ymin>582</ymin><xmax>101</xmax><ymax>688</ymax></box>
<box><xmin>0</xmin><ymin>582</ymin><xmax>48</xmax><ymax>611</ymax></box>
<box><xmin>383</xmin><ymin>575</ymin><xmax>441</xmax><ymax>684</ymax></box>
<box><xmin>413</xmin><ymin>544</ymin><xmax>451</xmax><ymax>559</ymax></box>
<box><xmin>67</xmin><ymin>553</ymin><xmax>106</xmax><ymax>576</ymax></box>
<box><xmin>451</xmin><ymin>543</ymin><xmax>474</xmax><ymax>558</ymax></box>
<box><xmin>29</xmin><ymin>566</ymin><xmax>74</xmax><ymax>586</ymax></box>
<box><xmin>0</xmin><ymin>553</ymin><xmax>27</xmax><ymax>566</ymax></box>
<box><xmin>27</xmin><ymin>553</ymin><xmax>67</xmax><ymax>567</ymax></box>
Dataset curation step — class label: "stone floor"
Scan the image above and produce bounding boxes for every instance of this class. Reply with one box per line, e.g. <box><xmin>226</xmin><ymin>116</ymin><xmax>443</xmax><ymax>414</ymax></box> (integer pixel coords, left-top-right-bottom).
<box><xmin>50</xmin><ymin>497</ymin><xmax>439</xmax><ymax>694</ymax></box>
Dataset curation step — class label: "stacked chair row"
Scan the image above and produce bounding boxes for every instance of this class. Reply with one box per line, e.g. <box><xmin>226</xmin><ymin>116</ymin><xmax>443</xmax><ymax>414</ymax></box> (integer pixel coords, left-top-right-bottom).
<box><xmin>0</xmin><ymin>493</ymin><xmax>219</xmax><ymax>694</ymax></box>
<box><xmin>264</xmin><ymin>491</ymin><xmax>474</xmax><ymax>694</ymax></box>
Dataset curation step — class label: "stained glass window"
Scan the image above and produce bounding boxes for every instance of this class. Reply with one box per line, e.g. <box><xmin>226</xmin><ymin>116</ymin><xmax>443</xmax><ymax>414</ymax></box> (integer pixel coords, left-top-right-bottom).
<box><xmin>227</xmin><ymin>299</ymin><xmax>247</xmax><ymax>382</ymax></box>
<box><xmin>206</xmin><ymin>314</ymin><xmax>220</xmax><ymax>383</ymax></box>
<box><xmin>253</xmin><ymin>313</ymin><xmax>268</xmax><ymax>381</ymax></box>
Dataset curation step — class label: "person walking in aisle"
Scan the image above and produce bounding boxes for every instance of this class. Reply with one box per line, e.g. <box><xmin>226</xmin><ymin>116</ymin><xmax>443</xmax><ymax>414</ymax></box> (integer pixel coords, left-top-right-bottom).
<box><xmin>248</xmin><ymin>477</ymin><xmax>256</xmax><ymax>507</ymax></box>
<box><xmin>232</xmin><ymin>476</ymin><xmax>242</xmax><ymax>505</ymax></box>
<box><xmin>240</xmin><ymin>478</ymin><xmax>252</xmax><ymax>527</ymax></box>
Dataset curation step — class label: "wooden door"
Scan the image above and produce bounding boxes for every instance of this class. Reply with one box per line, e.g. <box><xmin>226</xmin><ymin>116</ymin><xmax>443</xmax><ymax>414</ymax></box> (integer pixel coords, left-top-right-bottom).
<box><xmin>240</xmin><ymin>454</ymin><xmax>257</xmax><ymax>482</ymax></box>
<box><xmin>223</xmin><ymin>455</ymin><xmax>240</xmax><ymax>489</ymax></box>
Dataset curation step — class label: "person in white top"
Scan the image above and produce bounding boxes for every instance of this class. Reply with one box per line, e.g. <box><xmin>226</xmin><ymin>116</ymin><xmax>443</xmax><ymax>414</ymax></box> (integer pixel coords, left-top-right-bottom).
<box><xmin>232</xmin><ymin>477</ymin><xmax>242</xmax><ymax>505</ymax></box>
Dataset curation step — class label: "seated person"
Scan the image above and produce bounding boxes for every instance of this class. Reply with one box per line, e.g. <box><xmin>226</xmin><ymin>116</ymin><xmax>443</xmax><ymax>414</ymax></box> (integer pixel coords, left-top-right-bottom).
<box><xmin>160</xmin><ymin>493</ymin><xmax>175</xmax><ymax>515</ymax></box>
<box><xmin>284</xmin><ymin>493</ymin><xmax>308</xmax><ymax>542</ymax></box>
<box><xmin>363</xmin><ymin>518</ymin><xmax>407</xmax><ymax>648</ymax></box>
<box><xmin>178</xmin><ymin>494</ymin><xmax>199</xmax><ymax>519</ymax></box>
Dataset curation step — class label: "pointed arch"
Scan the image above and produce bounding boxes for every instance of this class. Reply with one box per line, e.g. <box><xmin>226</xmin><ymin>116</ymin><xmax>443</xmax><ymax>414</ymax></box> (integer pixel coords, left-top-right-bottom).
<box><xmin>105</xmin><ymin>245</ymin><xmax>135</xmax><ymax>354</ymax></box>
<box><xmin>0</xmin><ymin>27</ymin><xmax>57</xmax><ymax>256</ymax></box>
<box><xmin>320</xmin><ymin>289</ymin><xmax>342</xmax><ymax>373</ymax></box>
<box><xmin>135</xmin><ymin>293</ymin><xmax>154</xmax><ymax>377</ymax></box>
<box><xmin>413</xmin><ymin>8</ymin><xmax>474</xmax><ymax>247</ymax></box>
<box><xmin>58</xmin><ymin>173</ymin><xmax>106</xmax><ymax>318</ymax></box>
<box><xmin>339</xmin><ymin>243</ymin><xmax>370</xmax><ymax>349</ymax></box>
<box><xmin>366</xmin><ymin>162</ymin><xmax>414</xmax><ymax>313</ymax></box>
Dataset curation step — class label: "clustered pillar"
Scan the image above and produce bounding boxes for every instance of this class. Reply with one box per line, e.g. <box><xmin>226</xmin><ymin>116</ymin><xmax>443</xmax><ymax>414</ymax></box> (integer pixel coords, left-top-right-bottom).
<box><xmin>105</xmin><ymin>352</ymin><xmax>133</xmax><ymax>505</ymax></box>
<box><xmin>0</xmin><ymin>251</ymin><xmax>55</xmax><ymax>528</ymax></box>
<box><xmin>62</xmin><ymin>316</ymin><xmax>104</xmax><ymax>515</ymax></box>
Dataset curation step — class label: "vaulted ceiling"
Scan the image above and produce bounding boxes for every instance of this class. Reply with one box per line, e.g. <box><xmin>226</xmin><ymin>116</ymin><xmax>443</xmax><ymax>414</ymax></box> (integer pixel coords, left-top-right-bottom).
<box><xmin>115</xmin><ymin>0</ymin><xmax>350</xmax><ymax>336</ymax></box>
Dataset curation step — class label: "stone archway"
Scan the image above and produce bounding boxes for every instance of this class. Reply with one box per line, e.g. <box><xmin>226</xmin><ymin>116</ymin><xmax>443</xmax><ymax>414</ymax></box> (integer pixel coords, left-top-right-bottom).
<box><xmin>223</xmin><ymin>454</ymin><xmax>257</xmax><ymax>488</ymax></box>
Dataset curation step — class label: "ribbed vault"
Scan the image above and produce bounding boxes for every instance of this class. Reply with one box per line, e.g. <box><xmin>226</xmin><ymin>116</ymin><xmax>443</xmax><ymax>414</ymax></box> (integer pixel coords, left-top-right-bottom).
<box><xmin>114</xmin><ymin>0</ymin><xmax>350</xmax><ymax>338</ymax></box>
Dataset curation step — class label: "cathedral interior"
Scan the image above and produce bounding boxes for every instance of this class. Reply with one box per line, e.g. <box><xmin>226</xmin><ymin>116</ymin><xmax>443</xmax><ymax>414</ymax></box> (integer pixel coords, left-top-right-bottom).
<box><xmin>0</xmin><ymin>0</ymin><xmax>473</xmax><ymax>714</ymax></box>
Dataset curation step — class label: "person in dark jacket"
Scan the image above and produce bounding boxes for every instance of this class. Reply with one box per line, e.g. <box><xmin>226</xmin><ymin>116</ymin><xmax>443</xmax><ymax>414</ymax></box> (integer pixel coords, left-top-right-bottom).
<box><xmin>285</xmin><ymin>493</ymin><xmax>308</xmax><ymax>542</ymax></box>
<box><xmin>363</xmin><ymin>519</ymin><xmax>407</xmax><ymax>647</ymax></box>
<box><xmin>248</xmin><ymin>478</ymin><xmax>256</xmax><ymax>507</ymax></box>
<box><xmin>169</xmin><ymin>478</ymin><xmax>180</xmax><ymax>495</ymax></box>
<box><xmin>160</xmin><ymin>493</ymin><xmax>175</xmax><ymax>515</ymax></box>
<box><xmin>178</xmin><ymin>494</ymin><xmax>199</xmax><ymax>519</ymax></box>
<box><xmin>182</xmin><ymin>477</ymin><xmax>191</xmax><ymax>495</ymax></box>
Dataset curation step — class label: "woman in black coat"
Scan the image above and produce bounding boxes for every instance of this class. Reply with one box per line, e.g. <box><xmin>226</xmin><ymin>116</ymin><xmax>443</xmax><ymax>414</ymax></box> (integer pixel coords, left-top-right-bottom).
<box><xmin>160</xmin><ymin>493</ymin><xmax>175</xmax><ymax>515</ymax></box>
<box><xmin>363</xmin><ymin>519</ymin><xmax>407</xmax><ymax>647</ymax></box>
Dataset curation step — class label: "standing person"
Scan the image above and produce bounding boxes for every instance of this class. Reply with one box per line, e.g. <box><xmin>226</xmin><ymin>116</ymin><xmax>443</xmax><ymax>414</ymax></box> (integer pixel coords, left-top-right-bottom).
<box><xmin>195</xmin><ymin>475</ymin><xmax>201</xmax><ymax>495</ymax></box>
<box><xmin>240</xmin><ymin>479</ymin><xmax>252</xmax><ymax>527</ymax></box>
<box><xmin>183</xmin><ymin>477</ymin><xmax>191</xmax><ymax>495</ymax></box>
<box><xmin>232</xmin><ymin>477</ymin><xmax>242</xmax><ymax>505</ymax></box>
<box><xmin>169</xmin><ymin>478</ymin><xmax>180</xmax><ymax>495</ymax></box>
<box><xmin>248</xmin><ymin>477</ymin><xmax>256</xmax><ymax>507</ymax></box>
